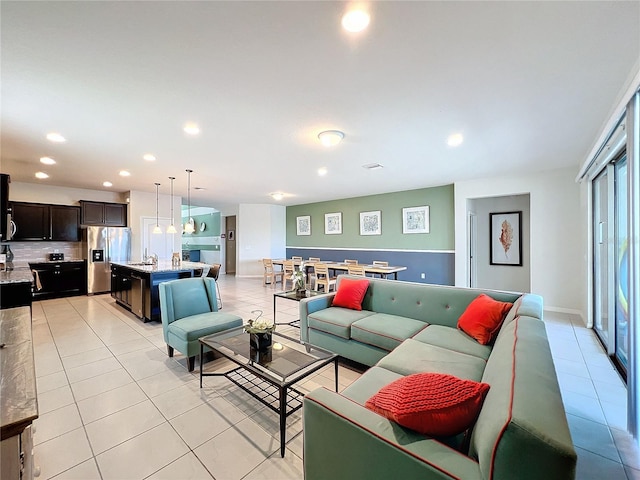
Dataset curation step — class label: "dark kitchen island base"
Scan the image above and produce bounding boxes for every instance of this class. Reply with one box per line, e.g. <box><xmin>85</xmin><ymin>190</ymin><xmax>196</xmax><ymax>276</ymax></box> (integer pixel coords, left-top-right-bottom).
<box><xmin>111</xmin><ymin>261</ymin><xmax>209</xmax><ymax>322</ymax></box>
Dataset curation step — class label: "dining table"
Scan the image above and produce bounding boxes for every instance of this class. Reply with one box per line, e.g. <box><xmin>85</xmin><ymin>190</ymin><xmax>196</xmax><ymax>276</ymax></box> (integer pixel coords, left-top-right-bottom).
<box><xmin>271</xmin><ymin>259</ymin><xmax>407</xmax><ymax>280</ymax></box>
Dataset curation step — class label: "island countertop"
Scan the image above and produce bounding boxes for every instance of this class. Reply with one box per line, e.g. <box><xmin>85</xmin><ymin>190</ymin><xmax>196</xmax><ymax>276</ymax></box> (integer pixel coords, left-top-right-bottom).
<box><xmin>110</xmin><ymin>260</ymin><xmax>211</xmax><ymax>275</ymax></box>
<box><xmin>0</xmin><ymin>263</ymin><xmax>34</xmax><ymax>285</ymax></box>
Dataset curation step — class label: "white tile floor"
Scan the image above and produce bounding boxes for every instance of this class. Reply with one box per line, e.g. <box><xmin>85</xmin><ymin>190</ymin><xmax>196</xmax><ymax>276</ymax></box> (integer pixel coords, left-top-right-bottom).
<box><xmin>29</xmin><ymin>275</ymin><xmax>640</xmax><ymax>479</ymax></box>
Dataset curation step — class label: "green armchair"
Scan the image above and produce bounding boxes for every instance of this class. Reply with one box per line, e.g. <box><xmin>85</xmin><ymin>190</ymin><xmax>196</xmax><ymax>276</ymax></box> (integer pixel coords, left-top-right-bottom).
<box><xmin>158</xmin><ymin>277</ymin><xmax>242</xmax><ymax>371</ymax></box>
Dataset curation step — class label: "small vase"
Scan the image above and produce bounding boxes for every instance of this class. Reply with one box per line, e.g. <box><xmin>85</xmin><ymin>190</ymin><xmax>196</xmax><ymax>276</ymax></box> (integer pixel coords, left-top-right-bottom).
<box><xmin>295</xmin><ymin>288</ymin><xmax>307</xmax><ymax>298</ymax></box>
<box><xmin>250</xmin><ymin>332</ymin><xmax>272</xmax><ymax>351</ymax></box>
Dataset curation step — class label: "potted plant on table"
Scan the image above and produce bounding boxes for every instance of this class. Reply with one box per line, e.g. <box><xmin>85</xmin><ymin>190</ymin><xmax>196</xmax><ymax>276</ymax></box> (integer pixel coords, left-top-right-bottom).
<box><xmin>291</xmin><ymin>262</ymin><xmax>307</xmax><ymax>298</ymax></box>
<box><xmin>244</xmin><ymin>310</ymin><xmax>275</xmax><ymax>351</ymax></box>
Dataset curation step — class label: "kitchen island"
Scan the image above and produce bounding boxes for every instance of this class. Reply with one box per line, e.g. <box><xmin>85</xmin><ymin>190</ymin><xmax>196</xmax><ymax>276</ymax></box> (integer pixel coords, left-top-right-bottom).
<box><xmin>0</xmin><ymin>262</ymin><xmax>34</xmax><ymax>309</ymax></box>
<box><xmin>110</xmin><ymin>261</ymin><xmax>210</xmax><ymax>322</ymax></box>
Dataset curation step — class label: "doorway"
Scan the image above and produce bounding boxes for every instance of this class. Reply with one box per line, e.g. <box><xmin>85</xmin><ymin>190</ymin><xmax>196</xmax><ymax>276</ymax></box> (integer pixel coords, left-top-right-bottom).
<box><xmin>225</xmin><ymin>215</ymin><xmax>236</xmax><ymax>275</ymax></box>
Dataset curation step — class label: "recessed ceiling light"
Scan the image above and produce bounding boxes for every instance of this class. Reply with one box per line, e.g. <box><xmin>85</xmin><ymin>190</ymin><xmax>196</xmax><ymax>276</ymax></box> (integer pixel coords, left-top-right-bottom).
<box><xmin>184</xmin><ymin>123</ymin><xmax>200</xmax><ymax>135</ymax></box>
<box><xmin>46</xmin><ymin>132</ymin><xmax>66</xmax><ymax>143</ymax></box>
<box><xmin>119</xmin><ymin>170</ymin><xmax>131</xmax><ymax>177</ymax></box>
<box><xmin>318</xmin><ymin>130</ymin><xmax>345</xmax><ymax>147</ymax></box>
<box><xmin>103</xmin><ymin>181</ymin><xmax>113</xmax><ymax>187</ymax></box>
<box><xmin>318</xmin><ymin>167</ymin><xmax>328</xmax><ymax>176</ymax></box>
<box><xmin>143</xmin><ymin>154</ymin><xmax>156</xmax><ymax>161</ymax></box>
<box><xmin>447</xmin><ymin>133</ymin><xmax>464</xmax><ymax>147</ymax></box>
<box><xmin>362</xmin><ymin>163</ymin><xmax>384</xmax><ymax>170</ymax></box>
<box><xmin>40</xmin><ymin>157</ymin><xmax>56</xmax><ymax>165</ymax></box>
<box><xmin>270</xmin><ymin>192</ymin><xmax>284</xmax><ymax>201</ymax></box>
<box><xmin>342</xmin><ymin>10</ymin><xmax>370</xmax><ymax>32</ymax></box>
<box><xmin>35</xmin><ymin>171</ymin><xmax>49</xmax><ymax>179</ymax></box>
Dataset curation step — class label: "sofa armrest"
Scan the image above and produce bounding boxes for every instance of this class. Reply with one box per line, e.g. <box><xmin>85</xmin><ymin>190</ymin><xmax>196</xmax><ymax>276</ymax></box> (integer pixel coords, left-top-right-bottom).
<box><xmin>299</xmin><ymin>293</ymin><xmax>335</xmax><ymax>342</ymax></box>
<box><xmin>303</xmin><ymin>387</ymin><xmax>482</xmax><ymax>480</ymax></box>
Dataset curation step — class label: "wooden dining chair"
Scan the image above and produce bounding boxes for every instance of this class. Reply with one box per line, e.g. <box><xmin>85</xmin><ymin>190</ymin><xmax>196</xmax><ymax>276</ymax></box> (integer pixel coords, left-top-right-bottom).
<box><xmin>283</xmin><ymin>260</ymin><xmax>296</xmax><ymax>290</ymax></box>
<box><xmin>307</xmin><ymin>258</ymin><xmax>321</xmax><ymax>289</ymax></box>
<box><xmin>292</xmin><ymin>256</ymin><xmax>303</xmax><ymax>263</ymax></box>
<box><xmin>347</xmin><ymin>264</ymin><xmax>366</xmax><ymax>276</ymax></box>
<box><xmin>313</xmin><ymin>264</ymin><xmax>337</xmax><ymax>292</ymax></box>
<box><xmin>344</xmin><ymin>259</ymin><xmax>358</xmax><ymax>265</ymax></box>
<box><xmin>262</xmin><ymin>258</ymin><xmax>284</xmax><ymax>288</ymax></box>
<box><xmin>372</xmin><ymin>260</ymin><xmax>389</xmax><ymax>278</ymax></box>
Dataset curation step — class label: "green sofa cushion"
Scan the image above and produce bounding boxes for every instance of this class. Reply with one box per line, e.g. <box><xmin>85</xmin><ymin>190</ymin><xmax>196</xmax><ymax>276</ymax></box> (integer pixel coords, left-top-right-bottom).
<box><xmin>341</xmin><ymin>366</ymin><xmax>405</xmax><ymax>406</ymax></box>
<box><xmin>308</xmin><ymin>307</ymin><xmax>374</xmax><ymax>340</ymax></box>
<box><xmin>351</xmin><ymin>314</ymin><xmax>428</xmax><ymax>352</ymax></box>
<box><xmin>168</xmin><ymin>312</ymin><xmax>243</xmax><ymax>342</ymax></box>
<box><xmin>377</xmin><ymin>339</ymin><xmax>486</xmax><ymax>381</ymax></box>
<box><xmin>411</xmin><ymin>325</ymin><xmax>492</xmax><ymax>360</ymax></box>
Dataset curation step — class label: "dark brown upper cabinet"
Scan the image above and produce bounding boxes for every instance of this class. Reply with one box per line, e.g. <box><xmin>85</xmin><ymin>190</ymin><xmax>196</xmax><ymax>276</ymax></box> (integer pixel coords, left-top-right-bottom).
<box><xmin>80</xmin><ymin>200</ymin><xmax>127</xmax><ymax>226</ymax></box>
<box><xmin>11</xmin><ymin>202</ymin><xmax>80</xmax><ymax>241</ymax></box>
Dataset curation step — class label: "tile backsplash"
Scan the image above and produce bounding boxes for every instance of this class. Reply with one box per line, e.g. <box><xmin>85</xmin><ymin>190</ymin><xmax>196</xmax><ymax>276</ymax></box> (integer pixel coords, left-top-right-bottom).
<box><xmin>3</xmin><ymin>242</ymin><xmax>82</xmax><ymax>262</ymax></box>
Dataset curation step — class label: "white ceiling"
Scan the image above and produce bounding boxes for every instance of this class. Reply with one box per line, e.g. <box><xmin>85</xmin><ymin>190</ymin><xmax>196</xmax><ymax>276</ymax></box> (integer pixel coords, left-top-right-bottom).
<box><xmin>2</xmin><ymin>1</ymin><xmax>639</xmax><ymax>208</ymax></box>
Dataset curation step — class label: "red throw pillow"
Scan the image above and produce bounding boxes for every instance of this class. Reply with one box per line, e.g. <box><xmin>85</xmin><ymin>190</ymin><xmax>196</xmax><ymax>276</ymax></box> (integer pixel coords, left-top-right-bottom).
<box><xmin>331</xmin><ymin>278</ymin><xmax>370</xmax><ymax>311</ymax></box>
<box><xmin>365</xmin><ymin>373</ymin><xmax>490</xmax><ymax>437</ymax></box>
<box><xmin>457</xmin><ymin>294</ymin><xmax>513</xmax><ymax>345</ymax></box>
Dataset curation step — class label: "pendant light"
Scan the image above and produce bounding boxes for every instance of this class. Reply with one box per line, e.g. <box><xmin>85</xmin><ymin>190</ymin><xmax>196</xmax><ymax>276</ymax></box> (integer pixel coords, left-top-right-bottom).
<box><xmin>184</xmin><ymin>169</ymin><xmax>195</xmax><ymax>234</ymax></box>
<box><xmin>166</xmin><ymin>176</ymin><xmax>177</xmax><ymax>234</ymax></box>
<box><xmin>153</xmin><ymin>183</ymin><xmax>162</xmax><ymax>234</ymax></box>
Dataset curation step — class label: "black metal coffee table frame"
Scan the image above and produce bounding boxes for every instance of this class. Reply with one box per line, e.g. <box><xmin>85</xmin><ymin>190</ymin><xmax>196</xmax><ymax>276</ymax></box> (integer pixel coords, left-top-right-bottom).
<box><xmin>199</xmin><ymin>328</ymin><xmax>338</xmax><ymax>457</ymax></box>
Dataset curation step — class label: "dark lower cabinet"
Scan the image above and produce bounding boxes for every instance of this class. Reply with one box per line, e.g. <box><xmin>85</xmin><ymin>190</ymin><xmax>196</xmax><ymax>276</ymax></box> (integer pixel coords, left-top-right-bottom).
<box><xmin>30</xmin><ymin>261</ymin><xmax>87</xmax><ymax>300</ymax></box>
<box><xmin>0</xmin><ymin>282</ymin><xmax>32</xmax><ymax>309</ymax></box>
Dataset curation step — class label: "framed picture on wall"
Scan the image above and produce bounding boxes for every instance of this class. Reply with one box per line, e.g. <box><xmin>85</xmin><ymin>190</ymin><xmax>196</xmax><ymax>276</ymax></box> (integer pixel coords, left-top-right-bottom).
<box><xmin>490</xmin><ymin>211</ymin><xmax>522</xmax><ymax>266</ymax></box>
<box><xmin>324</xmin><ymin>212</ymin><xmax>342</xmax><ymax>235</ymax></box>
<box><xmin>296</xmin><ymin>215</ymin><xmax>311</xmax><ymax>235</ymax></box>
<box><xmin>402</xmin><ymin>206</ymin><xmax>430</xmax><ymax>234</ymax></box>
<box><xmin>360</xmin><ymin>210</ymin><xmax>381</xmax><ymax>235</ymax></box>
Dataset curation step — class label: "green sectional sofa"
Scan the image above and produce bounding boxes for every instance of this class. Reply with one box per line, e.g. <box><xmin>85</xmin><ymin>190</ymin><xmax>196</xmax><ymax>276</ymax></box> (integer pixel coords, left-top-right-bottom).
<box><xmin>301</xmin><ymin>275</ymin><xmax>576</xmax><ymax>480</ymax></box>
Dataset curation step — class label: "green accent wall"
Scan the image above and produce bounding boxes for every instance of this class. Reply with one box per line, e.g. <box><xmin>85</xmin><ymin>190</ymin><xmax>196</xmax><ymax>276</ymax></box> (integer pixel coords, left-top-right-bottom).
<box><xmin>182</xmin><ymin>211</ymin><xmax>221</xmax><ymax>251</ymax></box>
<box><xmin>286</xmin><ymin>185</ymin><xmax>454</xmax><ymax>250</ymax></box>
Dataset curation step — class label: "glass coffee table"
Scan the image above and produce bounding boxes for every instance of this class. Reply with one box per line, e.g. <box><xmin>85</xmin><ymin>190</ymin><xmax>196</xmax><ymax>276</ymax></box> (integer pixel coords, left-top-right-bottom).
<box><xmin>199</xmin><ymin>326</ymin><xmax>338</xmax><ymax>457</ymax></box>
<box><xmin>273</xmin><ymin>289</ymin><xmax>323</xmax><ymax>327</ymax></box>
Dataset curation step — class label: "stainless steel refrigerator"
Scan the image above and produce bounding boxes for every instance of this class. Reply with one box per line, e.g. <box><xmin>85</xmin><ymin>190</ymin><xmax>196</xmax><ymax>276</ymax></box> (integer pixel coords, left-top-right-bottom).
<box><xmin>83</xmin><ymin>226</ymin><xmax>131</xmax><ymax>294</ymax></box>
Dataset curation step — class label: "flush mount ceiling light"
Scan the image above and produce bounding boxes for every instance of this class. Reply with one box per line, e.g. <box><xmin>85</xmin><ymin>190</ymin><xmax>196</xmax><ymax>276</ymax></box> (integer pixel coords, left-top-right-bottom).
<box><xmin>447</xmin><ymin>133</ymin><xmax>464</xmax><ymax>147</ymax></box>
<box><xmin>143</xmin><ymin>154</ymin><xmax>156</xmax><ymax>161</ymax></box>
<box><xmin>35</xmin><ymin>171</ymin><xmax>49</xmax><ymax>179</ymax></box>
<box><xmin>342</xmin><ymin>10</ymin><xmax>370</xmax><ymax>32</ymax></box>
<box><xmin>119</xmin><ymin>170</ymin><xmax>131</xmax><ymax>177</ymax></box>
<box><xmin>166</xmin><ymin>176</ymin><xmax>177</xmax><ymax>234</ymax></box>
<box><xmin>318</xmin><ymin>130</ymin><xmax>344</xmax><ymax>147</ymax></box>
<box><xmin>46</xmin><ymin>132</ymin><xmax>66</xmax><ymax>143</ymax></box>
<box><xmin>270</xmin><ymin>192</ymin><xmax>284</xmax><ymax>201</ymax></box>
<box><xmin>183</xmin><ymin>123</ymin><xmax>200</xmax><ymax>135</ymax></box>
<box><xmin>103</xmin><ymin>181</ymin><xmax>113</xmax><ymax>187</ymax></box>
<box><xmin>362</xmin><ymin>163</ymin><xmax>384</xmax><ymax>170</ymax></box>
<box><xmin>184</xmin><ymin>169</ymin><xmax>195</xmax><ymax>234</ymax></box>
<box><xmin>153</xmin><ymin>183</ymin><xmax>162</xmax><ymax>234</ymax></box>
<box><xmin>40</xmin><ymin>157</ymin><xmax>56</xmax><ymax>165</ymax></box>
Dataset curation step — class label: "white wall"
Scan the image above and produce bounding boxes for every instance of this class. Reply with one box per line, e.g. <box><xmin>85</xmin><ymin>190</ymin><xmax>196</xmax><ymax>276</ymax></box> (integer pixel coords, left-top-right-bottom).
<box><xmin>455</xmin><ymin>167</ymin><xmax>585</xmax><ymax>318</ymax></box>
<box><xmin>10</xmin><ymin>182</ymin><xmax>125</xmax><ymax>204</ymax></box>
<box><xmin>471</xmin><ymin>194</ymin><xmax>531</xmax><ymax>293</ymax></box>
<box><xmin>237</xmin><ymin>204</ymin><xmax>286</xmax><ymax>277</ymax></box>
<box><xmin>126</xmin><ymin>190</ymin><xmax>181</xmax><ymax>261</ymax></box>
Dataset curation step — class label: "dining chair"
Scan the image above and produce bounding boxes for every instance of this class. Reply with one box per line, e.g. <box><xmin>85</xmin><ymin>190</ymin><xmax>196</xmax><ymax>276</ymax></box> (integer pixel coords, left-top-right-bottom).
<box><xmin>372</xmin><ymin>260</ymin><xmax>389</xmax><ymax>278</ymax></box>
<box><xmin>347</xmin><ymin>264</ymin><xmax>366</xmax><ymax>276</ymax></box>
<box><xmin>207</xmin><ymin>263</ymin><xmax>223</xmax><ymax>308</ymax></box>
<box><xmin>292</xmin><ymin>256</ymin><xmax>303</xmax><ymax>263</ymax></box>
<box><xmin>313</xmin><ymin>264</ymin><xmax>337</xmax><ymax>292</ymax></box>
<box><xmin>262</xmin><ymin>258</ymin><xmax>284</xmax><ymax>288</ymax></box>
<box><xmin>283</xmin><ymin>259</ymin><xmax>296</xmax><ymax>290</ymax></box>
<box><xmin>307</xmin><ymin>257</ymin><xmax>321</xmax><ymax>289</ymax></box>
<box><xmin>344</xmin><ymin>259</ymin><xmax>358</xmax><ymax>265</ymax></box>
